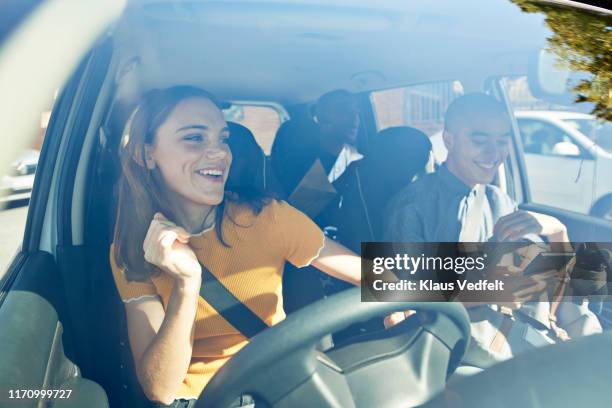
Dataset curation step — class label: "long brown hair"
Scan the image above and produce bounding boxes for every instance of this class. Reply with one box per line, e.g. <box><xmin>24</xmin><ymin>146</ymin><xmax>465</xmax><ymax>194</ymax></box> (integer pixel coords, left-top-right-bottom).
<box><xmin>113</xmin><ymin>86</ymin><xmax>268</xmax><ymax>281</ymax></box>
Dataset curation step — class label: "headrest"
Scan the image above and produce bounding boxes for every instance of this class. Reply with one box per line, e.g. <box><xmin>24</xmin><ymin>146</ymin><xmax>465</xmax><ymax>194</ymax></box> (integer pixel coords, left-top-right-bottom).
<box><xmin>368</xmin><ymin>126</ymin><xmax>431</xmax><ymax>168</ymax></box>
<box><xmin>269</xmin><ymin>119</ymin><xmax>321</xmax><ymax>195</ymax></box>
<box><xmin>226</xmin><ymin>122</ymin><xmax>265</xmax><ymax>192</ymax></box>
<box><xmin>270</xmin><ymin>119</ymin><xmax>319</xmax><ymax>158</ymax></box>
<box><xmin>363</xmin><ymin>126</ymin><xmax>432</xmax><ymax>196</ymax></box>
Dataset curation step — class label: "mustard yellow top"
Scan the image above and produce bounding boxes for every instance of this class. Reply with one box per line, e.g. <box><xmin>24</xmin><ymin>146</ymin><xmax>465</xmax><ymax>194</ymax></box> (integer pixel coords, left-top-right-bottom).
<box><xmin>110</xmin><ymin>200</ymin><xmax>325</xmax><ymax>399</ymax></box>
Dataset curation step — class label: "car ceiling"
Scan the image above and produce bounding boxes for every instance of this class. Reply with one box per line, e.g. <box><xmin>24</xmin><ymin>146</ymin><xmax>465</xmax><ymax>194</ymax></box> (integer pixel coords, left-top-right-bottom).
<box><xmin>111</xmin><ymin>0</ymin><xmax>551</xmax><ymax>104</ymax></box>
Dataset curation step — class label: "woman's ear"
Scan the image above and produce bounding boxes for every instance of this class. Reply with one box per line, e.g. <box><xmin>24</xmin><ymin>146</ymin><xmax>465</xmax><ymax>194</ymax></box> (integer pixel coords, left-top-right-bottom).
<box><xmin>143</xmin><ymin>144</ymin><xmax>156</xmax><ymax>169</ymax></box>
<box><xmin>133</xmin><ymin>144</ymin><xmax>156</xmax><ymax>169</ymax></box>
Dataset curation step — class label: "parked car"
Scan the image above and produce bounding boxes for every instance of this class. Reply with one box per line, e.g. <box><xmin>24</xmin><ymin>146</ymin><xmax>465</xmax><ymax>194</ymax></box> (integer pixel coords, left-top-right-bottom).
<box><xmin>515</xmin><ymin>110</ymin><xmax>612</xmax><ymax>219</ymax></box>
<box><xmin>0</xmin><ymin>149</ymin><xmax>39</xmax><ymax>204</ymax></box>
<box><xmin>0</xmin><ymin>1</ymin><xmax>611</xmax><ymax>408</ymax></box>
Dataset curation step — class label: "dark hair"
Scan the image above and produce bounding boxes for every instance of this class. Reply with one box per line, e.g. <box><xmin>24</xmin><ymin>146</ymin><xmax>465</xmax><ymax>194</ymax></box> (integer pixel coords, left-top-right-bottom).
<box><xmin>113</xmin><ymin>85</ymin><xmax>269</xmax><ymax>281</ymax></box>
<box><xmin>315</xmin><ymin>89</ymin><xmax>355</xmax><ymax>123</ymax></box>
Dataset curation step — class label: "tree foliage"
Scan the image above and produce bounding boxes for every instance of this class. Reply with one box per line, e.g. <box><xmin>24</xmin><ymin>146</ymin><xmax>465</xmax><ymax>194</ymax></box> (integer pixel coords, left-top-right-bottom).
<box><xmin>513</xmin><ymin>0</ymin><xmax>612</xmax><ymax>120</ymax></box>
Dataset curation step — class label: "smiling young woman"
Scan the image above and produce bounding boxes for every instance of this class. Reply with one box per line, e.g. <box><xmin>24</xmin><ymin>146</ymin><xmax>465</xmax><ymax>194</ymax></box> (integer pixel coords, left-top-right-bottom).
<box><xmin>109</xmin><ymin>86</ymin><xmax>365</xmax><ymax>407</ymax></box>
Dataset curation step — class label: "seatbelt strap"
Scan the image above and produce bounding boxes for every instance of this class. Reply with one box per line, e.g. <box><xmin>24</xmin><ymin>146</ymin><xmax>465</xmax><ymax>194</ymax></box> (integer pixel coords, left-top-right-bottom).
<box><xmin>200</xmin><ymin>266</ymin><xmax>269</xmax><ymax>339</ymax></box>
<box><xmin>459</xmin><ymin>184</ymin><xmax>486</xmax><ymax>242</ymax></box>
<box><xmin>548</xmin><ymin>258</ymin><xmax>573</xmax><ymax>341</ymax></box>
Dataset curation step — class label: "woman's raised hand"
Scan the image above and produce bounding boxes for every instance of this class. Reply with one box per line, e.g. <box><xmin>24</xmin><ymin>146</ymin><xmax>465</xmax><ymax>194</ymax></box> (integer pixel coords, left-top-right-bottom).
<box><xmin>143</xmin><ymin>213</ymin><xmax>202</xmax><ymax>287</ymax></box>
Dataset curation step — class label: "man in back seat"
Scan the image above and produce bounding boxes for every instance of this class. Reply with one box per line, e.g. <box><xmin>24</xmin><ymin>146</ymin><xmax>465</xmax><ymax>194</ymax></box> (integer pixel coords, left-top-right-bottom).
<box><xmin>384</xmin><ymin>93</ymin><xmax>601</xmax><ymax>370</ymax></box>
<box><xmin>271</xmin><ymin>89</ymin><xmax>371</xmax><ymax>252</ymax></box>
<box><xmin>273</xmin><ymin>90</ymin><xmax>376</xmax><ymax>334</ymax></box>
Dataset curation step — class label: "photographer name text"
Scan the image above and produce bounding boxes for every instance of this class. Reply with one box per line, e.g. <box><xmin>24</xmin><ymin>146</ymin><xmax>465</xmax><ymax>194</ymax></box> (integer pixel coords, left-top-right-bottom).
<box><xmin>371</xmin><ymin>279</ymin><xmax>505</xmax><ymax>292</ymax></box>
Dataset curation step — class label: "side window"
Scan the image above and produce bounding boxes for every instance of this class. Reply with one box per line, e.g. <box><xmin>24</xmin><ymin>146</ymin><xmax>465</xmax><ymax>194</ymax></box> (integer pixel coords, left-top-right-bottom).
<box><xmin>370</xmin><ymin>80</ymin><xmax>463</xmax><ymax>164</ymax></box>
<box><xmin>0</xmin><ymin>92</ymin><xmax>56</xmax><ymax>278</ymax></box>
<box><xmin>371</xmin><ymin>81</ymin><xmax>463</xmax><ymax>133</ymax></box>
<box><xmin>501</xmin><ymin>76</ymin><xmax>609</xmax><ymax>219</ymax></box>
<box><xmin>223</xmin><ymin>103</ymin><xmax>288</xmax><ymax>155</ymax></box>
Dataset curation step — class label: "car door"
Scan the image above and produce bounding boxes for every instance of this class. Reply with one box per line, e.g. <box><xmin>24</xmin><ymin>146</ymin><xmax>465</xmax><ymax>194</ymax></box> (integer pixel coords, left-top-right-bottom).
<box><xmin>0</xmin><ymin>1</ymin><xmax>124</xmax><ymax>406</ymax></box>
<box><xmin>516</xmin><ymin>117</ymin><xmax>596</xmax><ymax>214</ymax></box>
<box><xmin>0</xmin><ymin>56</ymin><xmax>111</xmax><ymax>408</ymax></box>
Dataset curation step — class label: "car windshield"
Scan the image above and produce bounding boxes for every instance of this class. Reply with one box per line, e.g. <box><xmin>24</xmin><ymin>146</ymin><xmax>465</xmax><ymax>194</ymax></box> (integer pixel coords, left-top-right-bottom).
<box><xmin>1</xmin><ymin>0</ymin><xmax>612</xmax><ymax>407</ymax></box>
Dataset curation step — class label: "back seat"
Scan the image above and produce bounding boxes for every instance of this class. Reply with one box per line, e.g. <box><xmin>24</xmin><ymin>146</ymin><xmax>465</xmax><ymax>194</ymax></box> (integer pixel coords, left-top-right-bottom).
<box><xmin>227</xmin><ymin>121</ymin><xmax>283</xmax><ymax>197</ymax></box>
<box><xmin>279</xmin><ymin>125</ymin><xmax>433</xmax><ymax>332</ymax></box>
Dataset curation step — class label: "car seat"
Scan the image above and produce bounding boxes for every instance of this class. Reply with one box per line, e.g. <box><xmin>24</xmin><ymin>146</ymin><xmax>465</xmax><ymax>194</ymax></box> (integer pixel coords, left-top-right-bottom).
<box><xmin>270</xmin><ymin>118</ymin><xmax>320</xmax><ymax>198</ymax></box>
<box><xmin>226</xmin><ymin>122</ymin><xmax>266</xmax><ymax>193</ymax></box>
<box><xmin>227</xmin><ymin>121</ymin><xmax>283</xmax><ymax>198</ymax></box>
<box><xmin>360</xmin><ymin>126</ymin><xmax>433</xmax><ymax>239</ymax></box>
<box><xmin>282</xmin><ymin>126</ymin><xmax>433</xmax><ymax>343</ymax></box>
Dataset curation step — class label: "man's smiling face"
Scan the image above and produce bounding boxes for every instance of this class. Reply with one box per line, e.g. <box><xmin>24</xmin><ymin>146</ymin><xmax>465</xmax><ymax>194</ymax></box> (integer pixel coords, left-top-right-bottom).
<box><xmin>444</xmin><ymin>111</ymin><xmax>512</xmax><ymax>187</ymax></box>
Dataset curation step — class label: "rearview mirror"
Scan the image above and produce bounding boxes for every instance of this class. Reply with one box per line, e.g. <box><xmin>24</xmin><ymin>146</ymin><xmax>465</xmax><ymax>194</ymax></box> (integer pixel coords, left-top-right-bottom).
<box><xmin>528</xmin><ymin>49</ymin><xmax>591</xmax><ymax>106</ymax></box>
<box><xmin>537</xmin><ymin>50</ymin><xmax>570</xmax><ymax>95</ymax></box>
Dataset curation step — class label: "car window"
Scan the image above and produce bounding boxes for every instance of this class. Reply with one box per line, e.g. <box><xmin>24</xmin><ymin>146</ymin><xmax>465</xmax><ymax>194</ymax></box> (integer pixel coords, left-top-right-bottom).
<box><xmin>370</xmin><ymin>80</ymin><xmax>463</xmax><ymax>164</ymax></box>
<box><xmin>501</xmin><ymin>73</ymin><xmax>611</xmax><ymax>219</ymax></box>
<box><xmin>371</xmin><ymin>80</ymin><xmax>463</xmax><ymax>136</ymax></box>
<box><xmin>0</xmin><ymin>94</ymin><xmax>54</xmax><ymax>279</ymax></box>
<box><xmin>566</xmin><ymin>119</ymin><xmax>612</xmax><ymax>153</ymax></box>
<box><xmin>517</xmin><ymin>119</ymin><xmax>582</xmax><ymax>156</ymax></box>
<box><xmin>223</xmin><ymin>103</ymin><xmax>287</xmax><ymax>155</ymax></box>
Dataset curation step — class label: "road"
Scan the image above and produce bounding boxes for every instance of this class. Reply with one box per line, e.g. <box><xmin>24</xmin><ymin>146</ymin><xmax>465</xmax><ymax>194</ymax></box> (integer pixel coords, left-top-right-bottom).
<box><xmin>0</xmin><ymin>203</ymin><xmax>28</xmax><ymax>279</ymax></box>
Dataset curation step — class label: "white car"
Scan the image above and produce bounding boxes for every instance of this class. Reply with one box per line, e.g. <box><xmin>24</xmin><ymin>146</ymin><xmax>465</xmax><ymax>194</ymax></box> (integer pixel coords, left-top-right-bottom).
<box><xmin>0</xmin><ymin>149</ymin><xmax>39</xmax><ymax>204</ymax></box>
<box><xmin>515</xmin><ymin>111</ymin><xmax>612</xmax><ymax>219</ymax></box>
<box><xmin>431</xmin><ymin>111</ymin><xmax>612</xmax><ymax>219</ymax></box>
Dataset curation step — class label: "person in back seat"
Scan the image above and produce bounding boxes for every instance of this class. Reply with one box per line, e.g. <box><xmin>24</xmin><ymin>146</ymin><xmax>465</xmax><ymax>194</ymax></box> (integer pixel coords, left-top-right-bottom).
<box><xmin>275</xmin><ymin>94</ymin><xmax>433</xmax><ymax>339</ymax></box>
<box><xmin>272</xmin><ymin>90</ymin><xmax>374</xmax><ymax>326</ymax></box>
<box><xmin>109</xmin><ymin>85</ymin><xmax>371</xmax><ymax>407</ymax></box>
<box><xmin>384</xmin><ymin>93</ymin><xmax>601</xmax><ymax>371</ymax></box>
<box><xmin>271</xmin><ymin>89</ymin><xmax>362</xmax><ymax>201</ymax></box>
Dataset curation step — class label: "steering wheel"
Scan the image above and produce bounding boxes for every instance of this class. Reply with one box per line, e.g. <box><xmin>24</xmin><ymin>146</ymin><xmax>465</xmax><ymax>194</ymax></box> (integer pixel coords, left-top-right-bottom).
<box><xmin>196</xmin><ymin>287</ymin><xmax>470</xmax><ymax>408</ymax></box>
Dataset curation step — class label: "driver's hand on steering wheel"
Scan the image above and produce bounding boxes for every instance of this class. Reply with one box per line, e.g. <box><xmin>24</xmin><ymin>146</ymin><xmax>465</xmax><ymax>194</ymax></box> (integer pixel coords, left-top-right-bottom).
<box><xmin>383</xmin><ymin>310</ymin><xmax>416</xmax><ymax>329</ymax></box>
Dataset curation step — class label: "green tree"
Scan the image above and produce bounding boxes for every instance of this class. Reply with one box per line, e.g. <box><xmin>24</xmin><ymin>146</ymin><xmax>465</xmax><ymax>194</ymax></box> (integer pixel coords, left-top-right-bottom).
<box><xmin>513</xmin><ymin>0</ymin><xmax>611</xmax><ymax>120</ymax></box>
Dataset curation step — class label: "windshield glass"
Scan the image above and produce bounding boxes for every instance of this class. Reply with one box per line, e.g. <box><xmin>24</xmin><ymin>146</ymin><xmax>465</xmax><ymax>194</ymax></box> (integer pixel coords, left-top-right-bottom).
<box><xmin>3</xmin><ymin>1</ymin><xmax>612</xmax><ymax>407</ymax></box>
